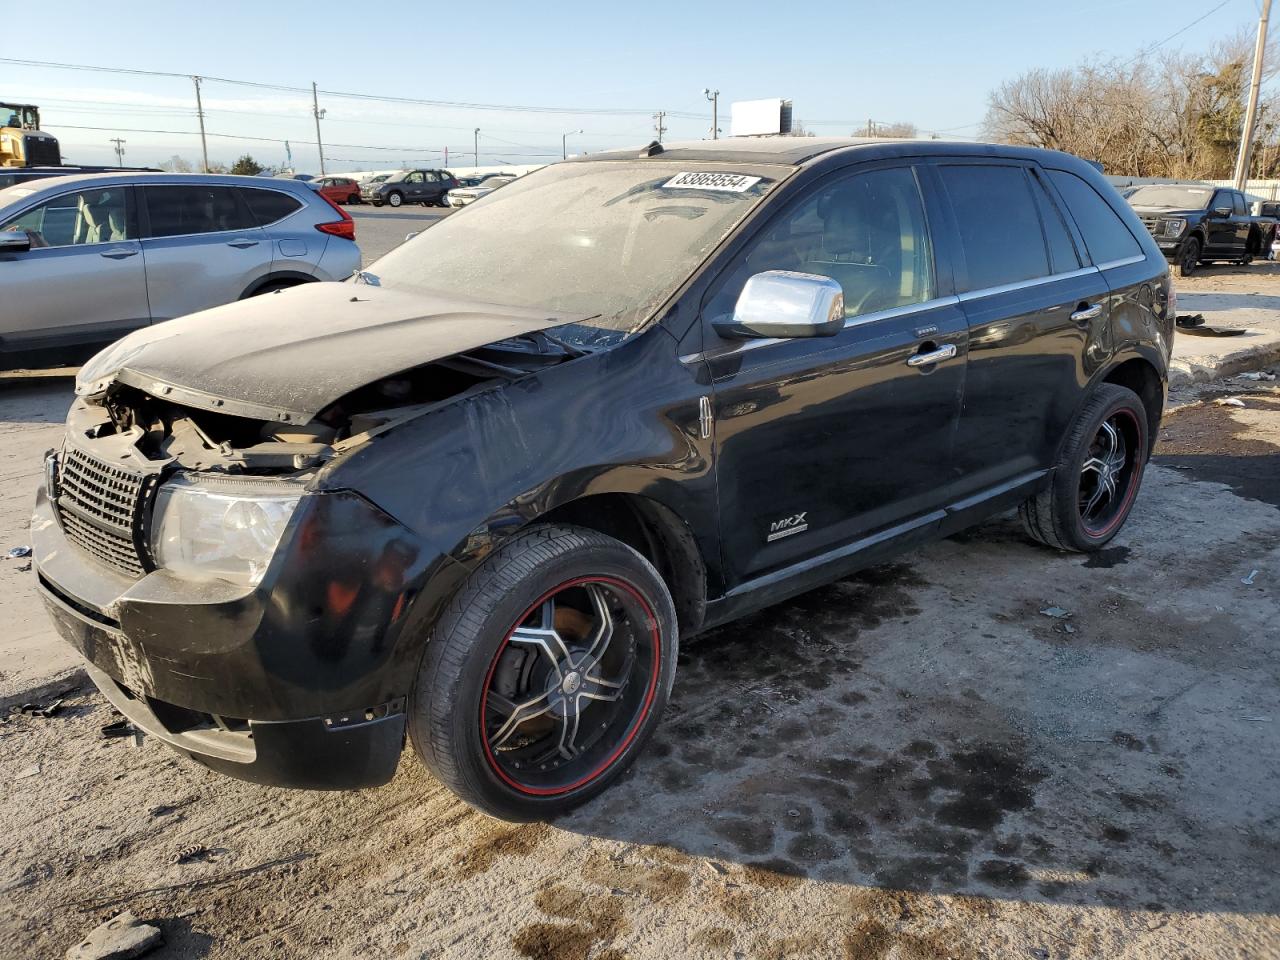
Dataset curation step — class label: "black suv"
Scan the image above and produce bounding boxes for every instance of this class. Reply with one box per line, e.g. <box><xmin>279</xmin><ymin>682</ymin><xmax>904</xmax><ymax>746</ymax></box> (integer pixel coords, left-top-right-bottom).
<box><xmin>361</xmin><ymin>168</ymin><xmax>458</xmax><ymax>207</ymax></box>
<box><xmin>35</xmin><ymin>139</ymin><xmax>1172</xmax><ymax>820</ymax></box>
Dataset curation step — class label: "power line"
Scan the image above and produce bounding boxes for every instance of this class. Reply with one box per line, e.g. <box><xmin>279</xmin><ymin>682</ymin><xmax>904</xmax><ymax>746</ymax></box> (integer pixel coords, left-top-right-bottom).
<box><xmin>1119</xmin><ymin>0</ymin><xmax>1235</xmax><ymax>66</ymax></box>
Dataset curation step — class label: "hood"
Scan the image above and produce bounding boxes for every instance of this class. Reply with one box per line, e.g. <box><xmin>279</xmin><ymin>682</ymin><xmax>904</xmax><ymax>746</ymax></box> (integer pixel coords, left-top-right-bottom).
<box><xmin>77</xmin><ymin>282</ymin><xmax>587</xmax><ymax>424</ymax></box>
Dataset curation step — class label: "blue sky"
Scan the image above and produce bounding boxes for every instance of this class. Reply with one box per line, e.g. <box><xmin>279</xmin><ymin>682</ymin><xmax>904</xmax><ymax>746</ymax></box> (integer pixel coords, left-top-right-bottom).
<box><xmin>2</xmin><ymin>0</ymin><xmax>1264</xmax><ymax>171</ymax></box>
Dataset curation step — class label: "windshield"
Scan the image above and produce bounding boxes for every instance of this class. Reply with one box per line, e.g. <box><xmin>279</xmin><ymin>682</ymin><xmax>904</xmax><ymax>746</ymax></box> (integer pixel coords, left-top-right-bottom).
<box><xmin>366</xmin><ymin>160</ymin><xmax>783</xmax><ymax>335</ymax></box>
<box><xmin>1127</xmin><ymin>184</ymin><xmax>1213</xmax><ymax>210</ymax></box>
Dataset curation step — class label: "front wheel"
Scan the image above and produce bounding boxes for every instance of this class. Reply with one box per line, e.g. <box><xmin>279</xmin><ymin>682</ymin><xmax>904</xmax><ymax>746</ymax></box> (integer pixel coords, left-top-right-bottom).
<box><xmin>1176</xmin><ymin>238</ymin><xmax>1201</xmax><ymax>278</ymax></box>
<box><xmin>387</xmin><ymin>192</ymin><xmax>404</xmax><ymax>208</ymax></box>
<box><xmin>410</xmin><ymin>525</ymin><xmax>678</xmax><ymax>821</ymax></box>
<box><xmin>1019</xmin><ymin>384</ymin><xmax>1149</xmax><ymax>552</ymax></box>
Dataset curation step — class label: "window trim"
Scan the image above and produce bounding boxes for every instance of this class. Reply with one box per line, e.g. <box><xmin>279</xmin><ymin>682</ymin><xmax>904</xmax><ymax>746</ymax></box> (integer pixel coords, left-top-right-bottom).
<box><xmin>697</xmin><ymin>160</ymin><xmax>941</xmax><ymax>343</ymax></box>
<box><xmin>1043</xmin><ymin>167</ymin><xmax>1144</xmax><ymax>266</ymax></box>
<box><xmin>236</xmin><ymin>186</ymin><xmax>306</xmax><ymax>229</ymax></box>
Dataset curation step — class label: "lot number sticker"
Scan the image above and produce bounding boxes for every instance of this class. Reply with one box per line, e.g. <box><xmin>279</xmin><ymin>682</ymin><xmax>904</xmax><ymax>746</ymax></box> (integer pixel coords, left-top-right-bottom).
<box><xmin>663</xmin><ymin>172</ymin><xmax>762</xmax><ymax>192</ymax></box>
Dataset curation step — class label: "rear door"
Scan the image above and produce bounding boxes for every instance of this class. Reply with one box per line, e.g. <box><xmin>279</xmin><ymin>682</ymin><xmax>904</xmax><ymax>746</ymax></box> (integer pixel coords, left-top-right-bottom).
<box><xmin>140</xmin><ymin>183</ymin><xmax>269</xmax><ymax>320</ymax></box>
<box><xmin>0</xmin><ymin>184</ymin><xmax>150</xmax><ymax>349</ymax></box>
<box><xmin>701</xmin><ymin>163</ymin><xmax>968</xmax><ymax>585</ymax></box>
<box><xmin>239</xmin><ymin>186</ymin><xmax>314</xmax><ymax>272</ymax></box>
<box><xmin>935</xmin><ymin>160</ymin><xmax>1110</xmax><ymax>502</ymax></box>
<box><xmin>1231</xmin><ymin>191</ymin><xmax>1252</xmax><ymax>253</ymax></box>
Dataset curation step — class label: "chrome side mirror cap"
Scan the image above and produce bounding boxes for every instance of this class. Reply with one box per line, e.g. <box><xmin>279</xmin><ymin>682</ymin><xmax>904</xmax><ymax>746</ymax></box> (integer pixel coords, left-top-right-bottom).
<box><xmin>1213</xmin><ymin>206</ymin><xmax>1232</xmax><ymax>217</ymax></box>
<box><xmin>715</xmin><ymin>270</ymin><xmax>845</xmax><ymax>339</ymax></box>
<box><xmin>404</xmin><ymin>231</ymin><xmax>420</xmax><ymax>242</ymax></box>
<box><xmin>0</xmin><ymin>230</ymin><xmax>31</xmax><ymax>252</ymax></box>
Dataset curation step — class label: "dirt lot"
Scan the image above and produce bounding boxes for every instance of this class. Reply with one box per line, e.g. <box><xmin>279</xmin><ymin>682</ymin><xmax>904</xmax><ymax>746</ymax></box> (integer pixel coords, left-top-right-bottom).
<box><xmin>1</xmin><ymin>353</ymin><xmax>1278</xmax><ymax>958</ymax></box>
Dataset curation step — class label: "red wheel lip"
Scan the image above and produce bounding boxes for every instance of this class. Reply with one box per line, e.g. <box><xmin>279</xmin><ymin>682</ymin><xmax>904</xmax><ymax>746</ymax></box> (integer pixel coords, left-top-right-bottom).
<box><xmin>1081</xmin><ymin>406</ymin><xmax>1145</xmax><ymax>538</ymax></box>
<box><xmin>479</xmin><ymin>574</ymin><xmax>661</xmax><ymax>797</ymax></box>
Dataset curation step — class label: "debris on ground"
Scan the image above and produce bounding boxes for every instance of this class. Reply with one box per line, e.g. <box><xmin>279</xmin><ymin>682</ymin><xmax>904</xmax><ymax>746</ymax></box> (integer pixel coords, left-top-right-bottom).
<box><xmin>6</xmin><ymin>545</ymin><xmax>31</xmax><ymax>559</ymax></box>
<box><xmin>1236</xmin><ymin>370</ymin><xmax>1277</xmax><ymax>381</ymax></box>
<box><xmin>15</xmin><ymin>763</ymin><xmax>42</xmax><ymax>780</ymax></box>
<box><xmin>1241</xmin><ymin>569</ymin><xmax>1260</xmax><ymax>585</ymax></box>
<box><xmin>8</xmin><ymin>697</ymin><xmax>65</xmax><ymax>720</ymax></box>
<box><xmin>65</xmin><ymin>910</ymin><xmax>163</xmax><ymax>960</ymax></box>
<box><xmin>99</xmin><ymin>718</ymin><xmax>135</xmax><ymax>739</ymax></box>
<box><xmin>1215</xmin><ymin>397</ymin><xmax>1247</xmax><ymax>408</ymax></box>
<box><xmin>173</xmin><ymin>844</ymin><xmax>212</xmax><ymax>865</ymax></box>
<box><xmin>1039</xmin><ymin>606</ymin><xmax>1071</xmax><ymax>619</ymax></box>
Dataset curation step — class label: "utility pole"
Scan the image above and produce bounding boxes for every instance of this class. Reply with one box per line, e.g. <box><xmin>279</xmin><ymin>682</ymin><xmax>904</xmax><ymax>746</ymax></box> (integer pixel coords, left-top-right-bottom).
<box><xmin>192</xmin><ymin>76</ymin><xmax>209</xmax><ymax>173</ymax></box>
<box><xmin>109</xmin><ymin>138</ymin><xmax>126</xmax><ymax>166</ymax></box>
<box><xmin>653</xmin><ymin>111</ymin><xmax>667</xmax><ymax>142</ymax></box>
<box><xmin>474</xmin><ymin>128</ymin><xmax>480</xmax><ymax>170</ymax></box>
<box><xmin>866</xmin><ymin>119</ymin><xmax>874</xmax><ymax>137</ymax></box>
<box><xmin>444</xmin><ymin>146</ymin><xmax>449</xmax><ymax>168</ymax></box>
<box><xmin>1234</xmin><ymin>0</ymin><xmax>1272</xmax><ymax>190</ymax></box>
<box><xmin>312</xmin><ymin>82</ymin><xmax>326</xmax><ymax>176</ymax></box>
<box><xmin>562</xmin><ymin>129</ymin><xmax>581</xmax><ymax>159</ymax></box>
<box><xmin>703</xmin><ymin>89</ymin><xmax>719</xmax><ymax>139</ymax></box>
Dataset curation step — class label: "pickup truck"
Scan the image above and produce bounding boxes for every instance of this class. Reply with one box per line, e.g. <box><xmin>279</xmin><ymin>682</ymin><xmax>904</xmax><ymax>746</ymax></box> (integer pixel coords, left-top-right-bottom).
<box><xmin>1127</xmin><ymin>183</ymin><xmax>1276</xmax><ymax>277</ymax></box>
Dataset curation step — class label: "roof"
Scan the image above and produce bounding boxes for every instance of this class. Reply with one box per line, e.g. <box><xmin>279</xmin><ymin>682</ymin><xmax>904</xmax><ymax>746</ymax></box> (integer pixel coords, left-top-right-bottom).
<box><xmin>574</xmin><ymin>137</ymin><xmax>887</xmax><ymax>166</ymax></box>
<box><xmin>0</xmin><ymin>171</ymin><xmax>319</xmax><ymax>204</ymax></box>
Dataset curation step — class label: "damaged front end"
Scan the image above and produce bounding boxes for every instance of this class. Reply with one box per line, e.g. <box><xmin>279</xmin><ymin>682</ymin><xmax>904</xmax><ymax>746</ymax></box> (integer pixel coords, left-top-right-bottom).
<box><xmin>35</xmin><ymin>306</ymin><xmax>586</xmax><ymax>789</ymax></box>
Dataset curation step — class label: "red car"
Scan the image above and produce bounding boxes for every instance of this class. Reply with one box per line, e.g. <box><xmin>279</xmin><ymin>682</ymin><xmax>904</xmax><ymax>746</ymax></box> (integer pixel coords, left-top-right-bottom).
<box><xmin>313</xmin><ymin>176</ymin><xmax>360</xmax><ymax>205</ymax></box>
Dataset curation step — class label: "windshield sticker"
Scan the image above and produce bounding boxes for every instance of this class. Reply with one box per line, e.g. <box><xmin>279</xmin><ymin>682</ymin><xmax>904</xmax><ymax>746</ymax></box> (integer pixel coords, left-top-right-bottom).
<box><xmin>663</xmin><ymin>172</ymin><xmax>762</xmax><ymax>193</ymax></box>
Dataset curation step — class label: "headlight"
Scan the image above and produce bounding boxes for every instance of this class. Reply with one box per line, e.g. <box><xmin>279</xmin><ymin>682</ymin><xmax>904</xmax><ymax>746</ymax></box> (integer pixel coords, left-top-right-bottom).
<box><xmin>1162</xmin><ymin>218</ymin><xmax>1187</xmax><ymax>238</ymax></box>
<box><xmin>150</xmin><ymin>474</ymin><xmax>302</xmax><ymax>586</ymax></box>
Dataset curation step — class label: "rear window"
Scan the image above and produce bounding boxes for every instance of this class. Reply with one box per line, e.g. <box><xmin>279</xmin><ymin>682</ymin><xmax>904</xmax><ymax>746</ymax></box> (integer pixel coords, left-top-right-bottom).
<box><xmin>1047</xmin><ymin>170</ymin><xmax>1143</xmax><ymax>265</ymax></box>
<box><xmin>240</xmin><ymin>188</ymin><xmax>303</xmax><ymax>227</ymax></box>
<box><xmin>144</xmin><ymin>185</ymin><xmax>255</xmax><ymax>238</ymax></box>
<box><xmin>940</xmin><ymin>165</ymin><xmax>1048</xmax><ymax>291</ymax></box>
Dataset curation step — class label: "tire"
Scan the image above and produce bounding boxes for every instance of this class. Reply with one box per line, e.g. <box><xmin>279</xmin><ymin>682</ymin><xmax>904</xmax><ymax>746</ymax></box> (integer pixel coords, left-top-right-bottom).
<box><xmin>247</xmin><ymin>279</ymin><xmax>302</xmax><ymax>297</ymax></box>
<box><xmin>1176</xmin><ymin>238</ymin><xmax>1201</xmax><ymax>278</ymax></box>
<box><xmin>1019</xmin><ymin>383</ymin><xmax>1149</xmax><ymax>552</ymax></box>
<box><xmin>387</xmin><ymin>192</ymin><xmax>403</xmax><ymax>208</ymax></box>
<box><xmin>372</xmin><ymin>201</ymin><xmax>383</xmax><ymax>208</ymax></box>
<box><xmin>410</xmin><ymin>524</ymin><xmax>678</xmax><ymax>821</ymax></box>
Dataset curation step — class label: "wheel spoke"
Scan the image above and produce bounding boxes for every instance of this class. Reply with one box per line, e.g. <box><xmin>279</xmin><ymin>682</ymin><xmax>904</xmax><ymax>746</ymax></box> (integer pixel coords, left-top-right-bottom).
<box><xmin>556</xmin><ymin>700</ymin><xmax>581</xmax><ymax>759</ymax></box>
<box><xmin>488</xmin><ymin>690</ymin><xmax>554</xmax><ymax>750</ymax></box>
<box><xmin>510</xmin><ymin>600</ymin><xmax>573</xmax><ymax>681</ymax></box>
<box><xmin>578</xmin><ymin>584</ymin><xmax>615</xmax><ymax>670</ymax></box>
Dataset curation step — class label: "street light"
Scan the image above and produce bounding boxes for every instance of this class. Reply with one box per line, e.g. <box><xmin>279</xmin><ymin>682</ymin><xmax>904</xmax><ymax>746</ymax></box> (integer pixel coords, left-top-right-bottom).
<box><xmin>704</xmin><ymin>88</ymin><xmax>719</xmax><ymax>140</ymax></box>
<box><xmin>562</xmin><ymin>129</ymin><xmax>582</xmax><ymax>160</ymax></box>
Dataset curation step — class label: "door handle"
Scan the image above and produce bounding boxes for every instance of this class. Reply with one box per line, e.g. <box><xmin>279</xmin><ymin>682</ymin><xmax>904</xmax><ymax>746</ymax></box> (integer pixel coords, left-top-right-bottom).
<box><xmin>906</xmin><ymin>343</ymin><xmax>958</xmax><ymax>368</ymax></box>
<box><xmin>1071</xmin><ymin>303</ymin><xmax>1104</xmax><ymax>324</ymax></box>
<box><xmin>99</xmin><ymin>248</ymin><xmax>138</xmax><ymax>260</ymax></box>
<box><xmin>226</xmin><ymin>238</ymin><xmax>260</xmax><ymax>249</ymax></box>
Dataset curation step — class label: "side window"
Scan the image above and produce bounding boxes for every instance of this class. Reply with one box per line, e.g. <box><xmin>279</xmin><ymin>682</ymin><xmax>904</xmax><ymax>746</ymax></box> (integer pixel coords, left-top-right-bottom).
<box><xmin>240</xmin><ymin>188</ymin><xmax>303</xmax><ymax>226</ymax></box>
<box><xmin>423</xmin><ymin>172</ymin><xmax>439</xmax><ymax>183</ymax></box>
<box><xmin>704</xmin><ymin>166</ymin><xmax>935</xmax><ymax>325</ymax></box>
<box><xmin>1046</xmin><ymin>170</ymin><xmax>1143</xmax><ymax>264</ymax></box>
<box><xmin>1233</xmin><ymin>192</ymin><xmax>1247</xmax><ymax>216</ymax></box>
<box><xmin>1028</xmin><ymin>172</ymin><xmax>1081</xmax><ymax>273</ymax></box>
<box><xmin>144</xmin><ymin>185</ymin><xmax>255</xmax><ymax>238</ymax></box>
<box><xmin>1</xmin><ymin>188</ymin><xmax>131</xmax><ymax>248</ymax></box>
<box><xmin>939</xmin><ymin>165</ymin><xmax>1048</xmax><ymax>290</ymax></box>
<box><xmin>405</xmin><ymin>172</ymin><xmax>424</xmax><ymax>184</ymax></box>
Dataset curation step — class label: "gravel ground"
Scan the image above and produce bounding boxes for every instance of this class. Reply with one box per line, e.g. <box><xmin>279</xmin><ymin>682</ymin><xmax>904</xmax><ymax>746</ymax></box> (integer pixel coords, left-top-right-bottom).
<box><xmin>0</xmin><ymin>382</ymin><xmax>1277</xmax><ymax>959</ymax></box>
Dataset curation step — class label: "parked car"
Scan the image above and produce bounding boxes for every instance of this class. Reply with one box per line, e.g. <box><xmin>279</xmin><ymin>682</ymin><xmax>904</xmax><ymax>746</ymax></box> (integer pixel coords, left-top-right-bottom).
<box><xmin>34</xmin><ymin>139</ymin><xmax>1172</xmax><ymax>821</ymax></box>
<box><xmin>446</xmin><ymin>174</ymin><xmax>515</xmax><ymax>207</ymax></box>
<box><xmin>1126</xmin><ymin>182</ymin><xmax>1274</xmax><ymax>277</ymax></box>
<box><xmin>0</xmin><ymin>172</ymin><xmax>359</xmax><ymax>367</ymax></box>
<box><xmin>313</xmin><ymin>176</ymin><xmax>361</xmax><ymax>205</ymax></box>
<box><xmin>361</xmin><ymin>169</ymin><xmax>458</xmax><ymax>207</ymax></box>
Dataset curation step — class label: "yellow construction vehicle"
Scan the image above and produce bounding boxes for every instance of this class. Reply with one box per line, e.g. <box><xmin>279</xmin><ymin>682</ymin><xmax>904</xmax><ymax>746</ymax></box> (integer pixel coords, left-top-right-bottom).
<box><xmin>1</xmin><ymin>103</ymin><xmax>62</xmax><ymax>167</ymax></box>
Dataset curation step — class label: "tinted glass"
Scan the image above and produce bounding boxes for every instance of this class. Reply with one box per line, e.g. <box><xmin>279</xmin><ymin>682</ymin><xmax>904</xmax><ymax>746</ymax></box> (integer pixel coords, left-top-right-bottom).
<box><xmin>145</xmin><ymin>185</ymin><xmax>254</xmax><ymax>238</ymax></box>
<box><xmin>1029</xmin><ymin>173</ymin><xmax>1081</xmax><ymax>273</ymax></box>
<box><xmin>1233</xmin><ymin>192</ymin><xmax>1247</xmax><ymax>215</ymax></box>
<box><xmin>240</xmin><ymin>188</ymin><xmax>303</xmax><ymax>226</ymax></box>
<box><xmin>704</xmin><ymin>166</ymin><xmax>935</xmax><ymax>324</ymax></box>
<box><xmin>1047</xmin><ymin>170</ymin><xmax>1143</xmax><ymax>264</ymax></box>
<box><xmin>1</xmin><ymin>187</ymin><xmax>131</xmax><ymax>247</ymax></box>
<box><xmin>940</xmin><ymin>165</ymin><xmax>1048</xmax><ymax>290</ymax></box>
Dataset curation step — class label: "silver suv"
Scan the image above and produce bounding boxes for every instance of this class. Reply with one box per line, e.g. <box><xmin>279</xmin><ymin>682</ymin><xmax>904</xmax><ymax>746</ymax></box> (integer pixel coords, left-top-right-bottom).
<box><xmin>0</xmin><ymin>173</ymin><xmax>361</xmax><ymax>366</ymax></box>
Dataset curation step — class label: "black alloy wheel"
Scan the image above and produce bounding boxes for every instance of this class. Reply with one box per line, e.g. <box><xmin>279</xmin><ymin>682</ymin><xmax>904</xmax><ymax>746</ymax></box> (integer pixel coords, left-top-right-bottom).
<box><xmin>1019</xmin><ymin>383</ymin><xmax>1149</xmax><ymax>552</ymax></box>
<box><xmin>410</xmin><ymin>525</ymin><xmax>677</xmax><ymax>820</ymax></box>
<box><xmin>1177</xmin><ymin>238</ymin><xmax>1200</xmax><ymax>277</ymax></box>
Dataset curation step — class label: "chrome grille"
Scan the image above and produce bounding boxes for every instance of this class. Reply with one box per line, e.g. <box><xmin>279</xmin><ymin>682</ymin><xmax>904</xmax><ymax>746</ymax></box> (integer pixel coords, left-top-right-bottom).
<box><xmin>55</xmin><ymin>446</ymin><xmax>150</xmax><ymax>577</ymax></box>
<box><xmin>1140</xmin><ymin>218</ymin><xmax>1160</xmax><ymax>236</ymax></box>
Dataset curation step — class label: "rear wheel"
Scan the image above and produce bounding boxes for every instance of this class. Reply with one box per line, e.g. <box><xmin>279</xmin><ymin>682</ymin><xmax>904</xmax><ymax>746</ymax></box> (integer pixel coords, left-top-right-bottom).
<box><xmin>1019</xmin><ymin>384</ymin><xmax>1149</xmax><ymax>552</ymax></box>
<box><xmin>410</xmin><ymin>525</ymin><xmax>678</xmax><ymax>821</ymax></box>
<box><xmin>1176</xmin><ymin>238</ymin><xmax>1201</xmax><ymax>278</ymax></box>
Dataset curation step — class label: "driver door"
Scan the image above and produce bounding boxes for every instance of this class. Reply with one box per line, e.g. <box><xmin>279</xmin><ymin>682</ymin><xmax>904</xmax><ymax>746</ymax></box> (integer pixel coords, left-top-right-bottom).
<box><xmin>700</xmin><ymin>164</ymin><xmax>968</xmax><ymax>586</ymax></box>
<box><xmin>0</xmin><ymin>185</ymin><xmax>150</xmax><ymax>351</ymax></box>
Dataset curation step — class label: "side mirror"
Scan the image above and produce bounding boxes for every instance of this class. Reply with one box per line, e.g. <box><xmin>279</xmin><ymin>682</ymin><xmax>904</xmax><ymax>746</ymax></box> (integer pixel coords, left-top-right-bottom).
<box><xmin>714</xmin><ymin>270</ymin><xmax>845</xmax><ymax>339</ymax></box>
<box><xmin>404</xmin><ymin>231</ymin><xmax>420</xmax><ymax>242</ymax></box>
<box><xmin>0</xmin><ymin>230</ymin><xmax>31</xmax><ymax>252</ymax></box>
<box><xmin>1213</xmin><ymin>206</ymin><xmax>1232</xmax><ymax>217</ymax></box>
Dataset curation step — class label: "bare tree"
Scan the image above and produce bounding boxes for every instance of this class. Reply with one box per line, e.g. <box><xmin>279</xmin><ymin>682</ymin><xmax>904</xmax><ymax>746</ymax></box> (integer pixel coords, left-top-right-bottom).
<box><xmin>159</xmin><ymin>155</ymin><xmax>193</xmax><ymax>173</ymax></box>
<box><xmin>875</xmin><ymin>121</ymin><xmax>918</xmax><ymax>139</ymax></box>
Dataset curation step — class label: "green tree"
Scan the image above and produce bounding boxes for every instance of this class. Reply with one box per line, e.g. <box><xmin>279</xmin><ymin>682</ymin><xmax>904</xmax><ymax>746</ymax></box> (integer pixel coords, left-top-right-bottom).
<box><xmin>229</xmin><ymin>154</ymin><xmax>263</xmax><ymax>176</ymax></box>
